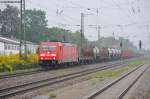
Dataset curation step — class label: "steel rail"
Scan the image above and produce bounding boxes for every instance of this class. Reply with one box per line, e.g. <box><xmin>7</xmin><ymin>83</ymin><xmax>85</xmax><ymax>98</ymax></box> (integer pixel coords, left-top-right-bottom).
<box><xmin>117</xmin><ymin>65</ymin><xmax>149</xmax><ymax>99</ymax></box>
<box><xmin>86</xmin><ymin>63</ymin><xmax>147</xmax><ymax>99</ymax></box>
<box><xmin>0</xmin><ymin>62</ymin><xmax>126</xmax><ymax>98</ymax></box>
<box><xmin>0</xmin><ymin>58</ymin><xmax>134</xmax><ymax>79</ymax></box>
<box><xmin>0</xmin><ymin>69</ymin><xmax>44</xmax><ymax>79</ymax></box>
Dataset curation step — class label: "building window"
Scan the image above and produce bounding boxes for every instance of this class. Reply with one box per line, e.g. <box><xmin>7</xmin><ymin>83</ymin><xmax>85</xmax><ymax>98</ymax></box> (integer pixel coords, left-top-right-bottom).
<box><xmin>8</xmin><ymin>45</ymin><xmax>10</xmax><ymax>50</ymax></box>
<box><xmin>14</xmin><ymin>46</ymin><xmax>17</xmax><ymax>50</ymax></box>
<box><xmin>13</xmin><ymin>45</ymin><xmax>15</xmax><ymax>50</ymax></box>
<box><xmin>4</xmin><ymin>45</ymin><xmax>7</xmax><ymax>50</ymax></box>
<box><xmin>17</xmin><ymin>46</ymin><xmax>19</xmax><ymax>50</ymax></box>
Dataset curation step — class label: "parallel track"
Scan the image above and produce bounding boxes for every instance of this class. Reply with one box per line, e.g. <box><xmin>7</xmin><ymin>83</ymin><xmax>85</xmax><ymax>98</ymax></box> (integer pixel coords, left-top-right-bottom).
<box><xmin>0</xmin><ymin>58</ymin><xmax>137</xmax><ymax>80</ymax></box>
<box><xmin>86</xmin><ymin>63</ymin><xmax>148</xmax><ymax>99</ymax></box>
<box><xmin>117</xmin><ymin>65</ymin><xmax>149</xmax><ymax>99</ymax></box>
<box><xmin>0</xmin><ymin>69</ymin><xmax>44</xmax><ymax>79</ymax></box>
<box><xmin>0</xmin><ymin>62</ymin><xmax>127</xmax><ymax>98</ymax></box>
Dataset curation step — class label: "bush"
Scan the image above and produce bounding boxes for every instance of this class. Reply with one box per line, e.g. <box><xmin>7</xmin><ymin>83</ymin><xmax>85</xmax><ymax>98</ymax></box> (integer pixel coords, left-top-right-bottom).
<box><xmin>0</xmin><ymin>54</ymin><xmax>39</xmax><ymax>73</ymax></box>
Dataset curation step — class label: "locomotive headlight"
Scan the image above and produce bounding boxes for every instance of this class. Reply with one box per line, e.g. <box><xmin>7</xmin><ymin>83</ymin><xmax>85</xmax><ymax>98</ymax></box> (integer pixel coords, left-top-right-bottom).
<box><xmin>40</xmin><ymin>54</ymin><xmax>45</xmax><ymax>56</ymax></box>
<box><xmin>51</xmin><ymin>54</ymin><xmax>56</xmax><ymax>56</ymax></box>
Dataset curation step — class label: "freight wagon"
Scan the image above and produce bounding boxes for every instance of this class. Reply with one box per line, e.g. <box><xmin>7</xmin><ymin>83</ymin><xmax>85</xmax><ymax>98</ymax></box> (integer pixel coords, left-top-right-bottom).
<box><xmin>121</xmin><ymin>49</ymin><xmax>134</xmax><ymax>59</ymax></box>
<box><xmin>38</xmin><ymin>41</ymin><xmax>124</xmax><ymax>68</ymax></box>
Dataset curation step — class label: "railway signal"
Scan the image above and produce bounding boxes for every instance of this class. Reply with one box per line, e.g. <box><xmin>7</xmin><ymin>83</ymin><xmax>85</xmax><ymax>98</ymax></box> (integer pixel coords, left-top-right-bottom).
<box><xmin>120</xmin><ymin>41</ymin><xmax>123</xmax><ymax>48</ymax></box>
<box><xmin>139</xmin><ymin>40</ymin><xmax>142</xmax><ymax>49</ymax></box>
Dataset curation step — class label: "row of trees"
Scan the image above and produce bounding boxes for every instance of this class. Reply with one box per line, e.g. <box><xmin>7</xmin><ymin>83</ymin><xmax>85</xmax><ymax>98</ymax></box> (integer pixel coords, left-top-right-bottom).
<box><xmin>0</xmin><ymin>5</ymin><xmax>136</xmax><ymax>50</ymax></box>
<box><xmin>0</xmin><ymin>5</ymin><xmax>87</xmax><ymax>44</ymax></box>
<box><xmin>0</xmin><ymin>5</ymin><xmax>48</xmax><ymax>42</ymax></box>
<box><xmin>0</xmin><ymin>5</ymin><xmax>20</xmax><ymax>38</ymax></box>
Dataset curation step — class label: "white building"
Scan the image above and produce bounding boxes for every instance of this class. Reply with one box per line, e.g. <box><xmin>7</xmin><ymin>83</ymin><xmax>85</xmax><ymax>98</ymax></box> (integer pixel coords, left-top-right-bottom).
<box><xmin>0</xmin><ymin>36</ymin><xmax>38</xmax><ymax>55</ymax></box>
<box><xmin>0</xmin><ymin>41</ymin><xmax>5</xmax><ymax>55</ymax></box>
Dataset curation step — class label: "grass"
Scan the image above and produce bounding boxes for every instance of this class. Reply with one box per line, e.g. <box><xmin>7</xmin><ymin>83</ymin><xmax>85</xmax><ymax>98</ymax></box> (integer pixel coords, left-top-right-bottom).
<box><xmin>91</xmin><ymin>67</ymin><xmax>129</xmax><ymax>85</ymax></box>
<box><xmin>127</xmin><ymin>60</ymin><xmax>144</xmax><ymax>68</ymax></box>
<box><xmin>93</xmin><ymin>67</ymin><xmax>129</xmax><ymax>79</ymax></box>
<box><xmin>48</xmin><ymin>93</ymin><xmax>57</xmax><ymax>98</ymax></box>
<box><xmin>128</xmin><ymin>96</ymin><xmax>135</xmax><ymax>99</ymax></box>
<box><xmin>91</xmin><ymin>60</ymin><xmax>144</xmax><ymax>84</ymax></box>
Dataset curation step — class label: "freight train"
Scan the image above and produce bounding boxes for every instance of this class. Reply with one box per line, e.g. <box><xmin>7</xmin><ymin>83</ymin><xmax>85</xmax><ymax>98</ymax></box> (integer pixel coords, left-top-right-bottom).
<box><xmin>37</xmin><ymin>41</ymin><xmax>137</xmax><ymax>68</ymax></box>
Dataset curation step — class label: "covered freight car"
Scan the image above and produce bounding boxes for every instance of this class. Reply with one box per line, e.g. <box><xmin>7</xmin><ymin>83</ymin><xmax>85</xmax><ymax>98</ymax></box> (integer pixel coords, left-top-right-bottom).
<box><xmin>121</xmin><ymin>49</ymin><xmax>134</xmax><ymax>59</ymax></box>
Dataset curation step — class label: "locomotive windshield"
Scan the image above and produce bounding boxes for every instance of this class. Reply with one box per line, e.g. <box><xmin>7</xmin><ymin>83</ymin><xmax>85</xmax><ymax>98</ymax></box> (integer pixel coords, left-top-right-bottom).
<box><xmin>40</xmin><ymin>45</ymin><xmax>56</xmax><ymax>51</ymax></box>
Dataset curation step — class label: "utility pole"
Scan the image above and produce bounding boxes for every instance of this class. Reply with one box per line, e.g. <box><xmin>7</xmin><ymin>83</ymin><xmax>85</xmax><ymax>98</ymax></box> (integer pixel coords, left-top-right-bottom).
<box><xmin>20</xmin><ymin>0</ymin><xmax>23</xmax><ymax>58</ymax></box>
<box><xmin>98</xmin><ymin>25</ymin><xmax>100</xmax><ymax>41</ymax></box>
<box><xmin>0</xmin><ymin>0</ymin><xmax>26</xmax><ymax>59</ymax></box>
<box><xmin>80</xmin><ymin>12</ymin><xmax>94</xmax><ymax>48</ymax></box>
<box><xmin>112</xmin><ymin>32</ymin><xmax>115</xmax><ymax>48</ymax></box>
<box><xmin>20</xmin><ymin>0</ymin><xmax>26</xmax><ymax>59</ymax></box>
<box><xmin>81</xmin><ymin>13</ymin><xmax>84</xmax><ymax>48</ymax></box>
<box><xmin>97</xmin><ymin>25</ymin><xmax>100</xmax><ymax>47</ymax></box>
<box><xmin>22</xmin><ymin>0</ymin><xmax>27</xmax><ymax>59</ymax></box>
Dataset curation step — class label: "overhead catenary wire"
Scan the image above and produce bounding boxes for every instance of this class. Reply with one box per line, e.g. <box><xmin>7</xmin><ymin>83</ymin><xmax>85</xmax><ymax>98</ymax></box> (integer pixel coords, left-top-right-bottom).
<box><xmin>26</xmin><ymin>0</ymin><xmax>150</xmax><ymax>30</ymax></box>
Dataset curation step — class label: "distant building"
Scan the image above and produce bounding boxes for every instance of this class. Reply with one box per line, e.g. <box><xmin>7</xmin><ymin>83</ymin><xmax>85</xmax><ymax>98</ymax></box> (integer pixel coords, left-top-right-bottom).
<box><xmin>0</xmin><ymin>36</ymin><xmax>38</xmax><ymax>55</ymax></box>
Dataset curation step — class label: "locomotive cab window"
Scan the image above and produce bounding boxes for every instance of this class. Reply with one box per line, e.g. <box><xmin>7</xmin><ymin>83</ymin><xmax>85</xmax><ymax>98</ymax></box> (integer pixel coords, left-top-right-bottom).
<box><xmin>40</xmin><ymin>45</ymin><xmax>56</xmax><ymax>51</ymax></box>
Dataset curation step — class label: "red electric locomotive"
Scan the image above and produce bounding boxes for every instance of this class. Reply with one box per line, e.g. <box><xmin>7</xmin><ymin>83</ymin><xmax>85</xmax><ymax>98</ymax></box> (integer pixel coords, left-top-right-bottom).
<box><xmin>38</xmin><ymin>41</ymin><xmax>78</xmax><ymax>66</ymax></box>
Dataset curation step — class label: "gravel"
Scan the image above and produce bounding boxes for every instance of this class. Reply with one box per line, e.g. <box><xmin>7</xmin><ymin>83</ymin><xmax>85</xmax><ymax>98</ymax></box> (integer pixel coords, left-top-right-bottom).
<box><xmin>7</xmin><ymin>60</ymin><xmax>128</xmax><ymax>99</ymax></box>
<box><xmin>0</xmin><ymin>58</ymin><xmax>138</xmax><ymax>99</ymax></box>
<box><xmin>0</xmin><ymin>60</ymin><xmax>122</xmax><ymax>89</ymax></box>
<box><xmin>123</xmin><ymin>63</ymin><xmax>150</xmax><ymax>99</ymax></box>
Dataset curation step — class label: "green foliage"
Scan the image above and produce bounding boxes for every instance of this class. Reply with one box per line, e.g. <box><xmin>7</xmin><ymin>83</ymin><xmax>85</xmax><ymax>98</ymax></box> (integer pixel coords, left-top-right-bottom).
<box><xmin>128</xmin><ymin>60</ymin><xmax>144</xmax><ymax>68</ymax></box>
<box><xmin>0</xmin><ymin>6</ymin><xmax>48</xmax><ymax>43</ymax></box>
<box><xmin>25</xmin><ymin>9</ymin><xmax>48</xmax><ymax>42</ymax></box>
<box><xmin>0</xmin><ymin>54</ymin><xmax>39</xmax><ymax>73</ymax></box>
<box><xmin>0</xmin><ymin>6</ymin><xmax>137</xmax><ymax>50</ymax></box>
<box><xmin>44</xmin><ymin>28</ymin><xmax>88</xmax><ymax>45</ymax></box>
<box><xmin>92</xmin><ymin>60</ymin><xmax>144</xmax><ymax>81</ymax></box>
<box><xmin>0</xmin><ymin>5</ymin><xmax>20</xmax><ymax>38</ymax></box>
<box><xmin>48</xmin><ymin>93</ymin><xmax>57</xmax><ymax>98</ymax></box>
<box><xmin>93</xmin><ymin>67</ymin><xmax>129</xmax><ymax>79</ymax></box>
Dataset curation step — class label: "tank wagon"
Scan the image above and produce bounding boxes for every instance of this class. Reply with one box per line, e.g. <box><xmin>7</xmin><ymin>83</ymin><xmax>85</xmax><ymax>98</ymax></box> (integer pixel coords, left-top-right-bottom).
<box><xmin>78</xmin><ymin>46</ymin><xmax>100</xmax><ymax>64</ymax></box>
<box><xmin>99</xmin><ymin>47</ymin><xmax>109</xmax><ymax>61</ymax></box>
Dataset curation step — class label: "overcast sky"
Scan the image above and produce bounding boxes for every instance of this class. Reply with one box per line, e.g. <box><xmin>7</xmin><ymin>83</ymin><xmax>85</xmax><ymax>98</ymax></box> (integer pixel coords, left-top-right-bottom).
<box><xmin>1</xmin><ymin>0</ymin><xmax>150</xmax><ymax>50</ymax></box>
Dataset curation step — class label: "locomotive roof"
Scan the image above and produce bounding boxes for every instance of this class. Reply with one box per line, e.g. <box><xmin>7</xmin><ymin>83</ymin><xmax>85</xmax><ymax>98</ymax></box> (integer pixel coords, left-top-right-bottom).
<box><xmin>40</xmin><ymin>41</ymin><xmax>77</xmax><ymax>46</ymax></box>
<box><xmin>62</xmin><ymin>42</ymin><xmax>77</xmax><ymax>46</ymax></box>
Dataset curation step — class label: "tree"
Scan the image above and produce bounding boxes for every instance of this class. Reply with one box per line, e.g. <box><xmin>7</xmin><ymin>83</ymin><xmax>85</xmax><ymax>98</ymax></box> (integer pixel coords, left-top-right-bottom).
<box><xmin>25</xmin><ymin>9</ymin><xmax>48</xmax><ymax>42</ymax></box>
<box><xmin>0</xmin><ymin>5</ymin><xmax>20</xmax><ymax>38</ymax></box>
<box><xmin>46</xmin><ymin>28</ymin><xmax>88</xmax><ymax>45</ymax></box>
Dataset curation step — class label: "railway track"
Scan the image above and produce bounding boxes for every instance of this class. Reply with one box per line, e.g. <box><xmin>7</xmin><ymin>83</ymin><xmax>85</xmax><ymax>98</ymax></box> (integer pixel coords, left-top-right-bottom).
<box><xmin>0</xmin><ymin>61</ymin><xmax>121</xmax><ymax>80</ymax></box>
<box><xmin>0</xmin><ymin>58</ymin><xmax>134</xmax><ymax>80</ymax></box>
<box><xmin>0</xmin><ymin>68</ymin><xmax>44</xmax><ymax>79</ymax></box>
<box><xmin>0</xmin><ymin>61</ymin><xmax>128</xmax><ymax>98</ymax></box>
<box><xmin>86</xmin><ymin>63</ymin><xmax>148</xmax><ymax>99</ymax></box>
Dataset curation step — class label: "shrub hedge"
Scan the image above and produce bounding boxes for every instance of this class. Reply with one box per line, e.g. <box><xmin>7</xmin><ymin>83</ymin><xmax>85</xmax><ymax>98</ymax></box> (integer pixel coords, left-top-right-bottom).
<box><xmin>0</xmin><ymin>54</ymin><xmax>39</xmax><ymax>72</ymax></box>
